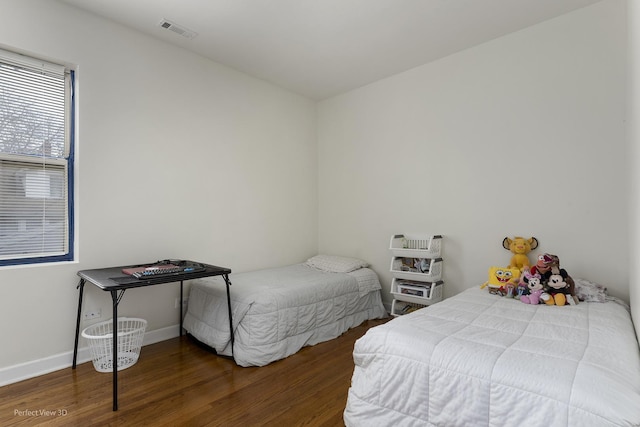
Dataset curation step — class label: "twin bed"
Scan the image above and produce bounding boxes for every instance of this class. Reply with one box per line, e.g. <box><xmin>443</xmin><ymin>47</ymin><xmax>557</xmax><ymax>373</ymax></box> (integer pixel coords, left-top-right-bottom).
<box><xmin>344</xmin><ymin>284</ymin><xmax>640</xmax><ymax>426</ymax></box>
<box><xmin>182</xmin><ymin>253</ymin><xmax>640</xmax><ymax>426</ymax></box>
<box><xmin>183</xmin><ymin>255</ymin><xmax>387</xmax><ymax>367</ymax></box>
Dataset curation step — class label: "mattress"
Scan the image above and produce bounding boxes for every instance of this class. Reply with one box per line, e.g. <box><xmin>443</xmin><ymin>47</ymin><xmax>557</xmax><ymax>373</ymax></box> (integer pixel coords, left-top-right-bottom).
<box><xmin>183</xmin><ymin>263</ymin><xmax>387</xmax><ymax>367</ymax></box>
<box><xmin>344</xmin><ymin>287</ymin><xmax>640</xmax><ymax>427</ymax></box>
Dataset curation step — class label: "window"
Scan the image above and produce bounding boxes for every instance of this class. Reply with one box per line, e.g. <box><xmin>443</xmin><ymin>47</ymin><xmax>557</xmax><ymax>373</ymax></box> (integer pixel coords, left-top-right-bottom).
<box><xmin>0</xmin><ymin>49</ymin><xmax>74</xmax><ymax>266</ymax></box>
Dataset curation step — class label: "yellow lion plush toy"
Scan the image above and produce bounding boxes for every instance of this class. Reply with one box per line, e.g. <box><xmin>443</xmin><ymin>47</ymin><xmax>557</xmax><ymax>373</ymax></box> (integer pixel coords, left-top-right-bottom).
<box><xmin>503</xmin><ymin>236</ymin><xmax>538</xmax><ymax>271</ymax></box>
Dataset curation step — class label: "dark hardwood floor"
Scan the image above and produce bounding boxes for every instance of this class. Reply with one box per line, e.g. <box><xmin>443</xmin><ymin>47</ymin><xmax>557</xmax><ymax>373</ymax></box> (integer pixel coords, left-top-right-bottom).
<box><xmin>0</xmin><ymin>318</ymin><xmax>388</xmax><ymax>427</ymax></box>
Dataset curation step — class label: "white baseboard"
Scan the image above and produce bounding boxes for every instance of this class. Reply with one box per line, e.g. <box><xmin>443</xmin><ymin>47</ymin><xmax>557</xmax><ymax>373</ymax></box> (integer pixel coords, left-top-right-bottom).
<box><xmin>0</xmin><ymin>324</ymin><xmax>180</xmax><ymax>387</ymax></box>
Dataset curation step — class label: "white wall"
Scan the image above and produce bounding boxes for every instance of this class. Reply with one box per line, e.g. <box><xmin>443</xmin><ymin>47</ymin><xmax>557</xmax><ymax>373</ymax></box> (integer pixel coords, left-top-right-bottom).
<box><xmin>629</xmin><ymin>0</ymin><xmax>640</xmax><ymax>338</ymax></box>
<box><xmin>317</xmin><ymin>0</ymin><xmax>628</xmax><ymax>305</ymax></box>
<box><xmin>0</xmin><ymin>0</ymin><xmax>317</xmax><ymax>372</ymax></box>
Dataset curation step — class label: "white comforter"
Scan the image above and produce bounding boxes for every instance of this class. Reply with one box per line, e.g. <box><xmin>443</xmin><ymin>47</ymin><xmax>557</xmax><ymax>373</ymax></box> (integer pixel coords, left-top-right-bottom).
<box><xmin>183</xmin><ymin>263</ymin><xmax>387</xmax><ymax>367</ymax></box>
<box><xmin>344</xmin><ymin>287</ymin><xmax>640</xmax><ymax>427</ymax></box>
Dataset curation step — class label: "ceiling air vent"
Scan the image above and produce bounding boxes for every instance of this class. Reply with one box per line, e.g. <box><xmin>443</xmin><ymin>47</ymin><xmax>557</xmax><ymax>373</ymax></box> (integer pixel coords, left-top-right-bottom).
<box><xmin>158</xmin><ymin>19</ymin><xmax>198</xmax><ymax>40</ymax></box>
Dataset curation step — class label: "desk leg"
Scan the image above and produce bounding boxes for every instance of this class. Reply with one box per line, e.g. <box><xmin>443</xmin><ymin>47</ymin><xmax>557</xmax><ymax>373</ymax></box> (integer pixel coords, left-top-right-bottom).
<box><xmin>72</xmin><ymin>279</ymin><xmax>85</xmax><ymax>369</ymax></box>
<box><xmin>223</xmin><ymin>274</ymin><xmax>234</xmax><ymax>357</ymax></box>
<box><xmin>179</xmin><ymin>281</ymin><xmax>184</xmax><ymax>336</ymax></box>
<box><xmin>111</xmin><ymin>290</ymin><xmax>118</xmax><ymax>412</ymax></box>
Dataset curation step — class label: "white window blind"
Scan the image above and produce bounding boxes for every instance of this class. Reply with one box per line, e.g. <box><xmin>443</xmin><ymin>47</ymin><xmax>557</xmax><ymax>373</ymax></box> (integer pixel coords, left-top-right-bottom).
<box><xmin>0</xmin><ymin>49</ymin><xmax>73</xmax><ymax>263</ymax></box>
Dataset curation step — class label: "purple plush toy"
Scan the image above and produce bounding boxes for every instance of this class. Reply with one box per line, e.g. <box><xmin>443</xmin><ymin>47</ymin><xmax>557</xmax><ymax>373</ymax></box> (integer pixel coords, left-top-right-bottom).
<box><xmin>520</xmin><ymin>270</ymin><xmax>544</xmax><ymax>305</ymax></box>
<box><xmin>521</xmin><ymin>289</ymin><xmax>543</xmax><ymax>305</ymax></box>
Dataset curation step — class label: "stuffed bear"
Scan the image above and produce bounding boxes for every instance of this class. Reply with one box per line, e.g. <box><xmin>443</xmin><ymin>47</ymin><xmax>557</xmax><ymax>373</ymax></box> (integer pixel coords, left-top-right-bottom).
<box><xmin>520</xmin><ymin>270</ymin><xmax>544</xmax><ymax>304</ymax></box>
<box><xmin>503</xmin><ymin>236</ymin><xmax>538</xmax><ymax>271</ymax></box>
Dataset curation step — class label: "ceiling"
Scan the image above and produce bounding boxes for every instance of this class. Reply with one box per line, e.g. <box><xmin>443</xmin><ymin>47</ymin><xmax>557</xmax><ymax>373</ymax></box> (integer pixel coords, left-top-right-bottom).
<box><xmin>59</xmin><ymin>0</ymin><xmax>602</xmax><ymax>100</ymax></box>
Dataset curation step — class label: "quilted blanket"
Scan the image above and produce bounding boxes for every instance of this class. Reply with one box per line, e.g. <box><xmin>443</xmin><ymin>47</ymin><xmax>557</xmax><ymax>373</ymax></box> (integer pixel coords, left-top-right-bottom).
<box><xmin>183</xmin><ymin>263</ymin><xmax>386</xmax><ymax>366</ymax></box>
<box><xmin>344</xmin><ymin>287</ymin><xmax>640</xmax><ymax>427</ymax></box>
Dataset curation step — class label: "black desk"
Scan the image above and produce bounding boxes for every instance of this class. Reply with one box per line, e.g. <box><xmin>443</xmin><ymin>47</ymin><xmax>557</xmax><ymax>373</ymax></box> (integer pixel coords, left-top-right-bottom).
<box><xmin>71</xmin><ymin>260</ymin><xmax>232</xmax><ymax>411</ymax></box>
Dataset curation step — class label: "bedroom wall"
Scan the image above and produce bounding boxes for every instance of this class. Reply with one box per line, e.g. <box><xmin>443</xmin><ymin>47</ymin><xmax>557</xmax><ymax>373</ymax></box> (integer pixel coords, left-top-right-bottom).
<box><xmin>629</xmin><ymin>0</ymin><xmax>640</xmax><ymax>340</ymax></box>
<box><xmin>317</xmin><ymin>0</ymin><xmax>628</xmax><ymax>305</ymax></box>
<box><xmin>0</xmin><ymin>0</ymin><xmax>317</xmax><ymax>376</ymax></box>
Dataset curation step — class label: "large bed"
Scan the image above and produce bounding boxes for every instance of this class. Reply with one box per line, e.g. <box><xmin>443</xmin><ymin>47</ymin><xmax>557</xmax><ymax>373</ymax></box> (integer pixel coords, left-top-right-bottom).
<box><xmin>183</xmin><ymin>255</ymin><xmax>387</xmax><ymax>367</ymax></box>
<box><xmin>344</xmin><ymin>285</ymin><xmax>640</xmax><ymax>427</ymax></box>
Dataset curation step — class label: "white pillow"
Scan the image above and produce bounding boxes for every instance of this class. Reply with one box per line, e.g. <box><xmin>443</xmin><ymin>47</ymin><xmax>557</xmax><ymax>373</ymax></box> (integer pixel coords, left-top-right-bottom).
<box><xmin>305</xmin><ymin>254</ymin><xmax>369</xmax><ymax>273</ymax></box>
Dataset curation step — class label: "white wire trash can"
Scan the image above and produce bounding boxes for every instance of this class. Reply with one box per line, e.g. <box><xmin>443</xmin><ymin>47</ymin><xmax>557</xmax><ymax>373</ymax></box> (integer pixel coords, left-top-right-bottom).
<box><xmin>82</xmin><ymin>317</ymin><xmax>147</xmax><ymax>373</ymax></box>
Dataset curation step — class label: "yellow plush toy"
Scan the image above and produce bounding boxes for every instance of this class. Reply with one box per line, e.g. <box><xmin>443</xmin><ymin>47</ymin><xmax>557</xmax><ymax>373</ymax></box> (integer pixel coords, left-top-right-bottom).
<box><xmin>503</xmin><ymin>236</ymin><xmax>538</xmax><ymax>271</ymax></box>
<box><xmin>480</xmin><ymin>266</ymin><xmax>521</xmax><ymax>294</ymax></box>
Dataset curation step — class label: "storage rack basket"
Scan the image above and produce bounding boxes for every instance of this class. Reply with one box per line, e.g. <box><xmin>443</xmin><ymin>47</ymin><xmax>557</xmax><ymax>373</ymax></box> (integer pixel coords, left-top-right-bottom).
<box><xmin>389</xmin><ymin>234</ymin><xmax>442</xmax><ymax>258</ymax></box>
<box><xmin>391</xmin><ymin>279</ymin><xmax>444</xmax><ymax>306</ymax></box>
<box><xmin>390</xmin><ymin>257</ymin><xmax>443</xmax><ymax>282</ymax></box>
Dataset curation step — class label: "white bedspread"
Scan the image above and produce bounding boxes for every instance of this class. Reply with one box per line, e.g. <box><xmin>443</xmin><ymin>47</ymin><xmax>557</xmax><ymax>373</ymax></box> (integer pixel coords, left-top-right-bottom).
<box><xmin>183</xmin><ymin>263</ymin><xmax>387</xmax><ymax>367</ymax></box>
<box><xmin>344</xmin><ymin>287</ymin><xmax>640</xmax><ymax>427</ymax></box>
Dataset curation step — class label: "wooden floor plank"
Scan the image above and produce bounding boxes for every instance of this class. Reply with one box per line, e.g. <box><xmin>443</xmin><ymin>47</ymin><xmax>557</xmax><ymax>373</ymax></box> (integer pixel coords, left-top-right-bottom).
<box><xmin>0</xmin><ymin>318</ymin><xmax>387</xmax><ymax>426</ymax></box>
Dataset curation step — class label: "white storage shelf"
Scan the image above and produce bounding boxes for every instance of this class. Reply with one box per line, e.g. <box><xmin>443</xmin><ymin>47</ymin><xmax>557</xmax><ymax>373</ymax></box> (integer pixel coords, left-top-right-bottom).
<box><xmin>390</xmin><ymin>257</ymin><xmax>443</xmax><ymax>282</ymax></box>
<box><xmin>389</xmin><ymin>233</ymin><xmax>444</xmax><ymax>316</ymax></box>
<box><xmin>391</xmin><ymin>299</ymin><xmax>427</xmax><ymax>316</ymax></box>
<box><xmin>389</xmin><ymin>234</ymin><xmax>442</xmax><ymax>259</ymax></box>
<box><xmin>391</xmin><ymin>279</ymin><xmax>444</xmax><ymax>306</ymax></box>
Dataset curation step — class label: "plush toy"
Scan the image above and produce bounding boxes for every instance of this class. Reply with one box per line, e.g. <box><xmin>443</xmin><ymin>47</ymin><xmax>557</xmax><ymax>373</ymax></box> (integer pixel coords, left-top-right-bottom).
<box><xmin>530</xmin><ymin>253</ymin><xmax>558</xmax><ymax>277</ymax></box>
<box><xmin>503</xmin><ymin>284</ymin><xmax>515</xmax><ymax>298</ymax></box>
<box><xmin>518</xmin><ymin>268</ymin><xmax>537</xmax><ymax>294</ymax></box>
<box><xmin>495</xmin><ymin>284</ymin><xmax>516</xmax><ymax>297</ymax></box>
<box><xmin>522</xmin><ymin>288</ymin><xmax>545</xmax><ymax>305</ymax></box>
<box><xmin>503</xmin><ymin>236</ymin><xmax>539</xmax><ymax>271</ymax></box>
<box><xmin>532</xmin><ymin>253</ymin><xmax>578</xmax><ymax>305</ymax></box>
<box><xmin>542</xmin><ymin>266</ymin><xmax>577</xmax><ymax>306</ymax></box>
<box><xmin>480</xmin><ymin>266</ymin><xmax>521</xmax><ymax>295</ymax></box>
<box><xmin>520</xmin><ymin>270</ymin><xmax>544</xmax><ymax>304</ymax></box>
<box><xmin>516</xmin><ymin>268</ymin><xmax>531</xmax><ymax>297</ymax></box>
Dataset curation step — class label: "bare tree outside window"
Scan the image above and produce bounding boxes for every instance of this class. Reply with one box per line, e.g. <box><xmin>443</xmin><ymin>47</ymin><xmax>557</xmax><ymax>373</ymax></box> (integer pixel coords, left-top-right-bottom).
<box><xmin>0</xmin><ymin>64</ymin><xmax>65</xmax><ymax>158</ymax></box>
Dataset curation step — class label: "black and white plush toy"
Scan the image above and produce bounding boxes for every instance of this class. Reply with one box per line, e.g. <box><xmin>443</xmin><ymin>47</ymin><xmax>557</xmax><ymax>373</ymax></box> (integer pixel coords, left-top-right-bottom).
<box><xmin>542</xmin><ymin>267</ymin><xmax>576</xmax><ymax>306</ymax></box>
